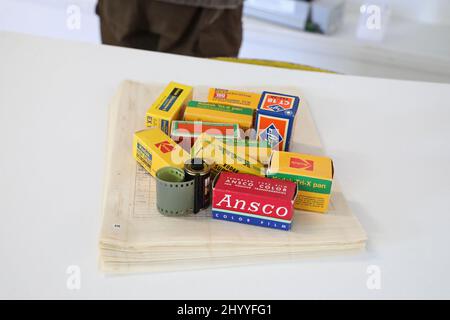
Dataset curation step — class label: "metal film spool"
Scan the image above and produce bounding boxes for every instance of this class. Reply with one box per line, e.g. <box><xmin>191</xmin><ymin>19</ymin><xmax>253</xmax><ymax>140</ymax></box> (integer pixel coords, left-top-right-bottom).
<box><xmin>155</xmin><ymin>167</ymin><xmax>195</xmax><ymax>216</ymax></box>
<box><xmin>184</xmin><ymin>158</ymin><xmax>211</xmax><ymax>214</ymax></box>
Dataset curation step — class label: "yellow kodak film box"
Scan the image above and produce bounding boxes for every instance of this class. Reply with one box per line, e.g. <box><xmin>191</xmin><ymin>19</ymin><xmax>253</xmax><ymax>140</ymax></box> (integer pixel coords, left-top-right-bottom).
<box><xmin>145</xmin><ymin>82</ymin><xmax>193</xmax><ymax>135</ymax></box>
<box><xmin>133</xmin><ymin>127</ymin><xmax>190</xmax><ymax>177</ymax></box>
<box><xmin>267</xmin><ymin>151</ymin><xmax>334</xmax><ymax>213</ymax></box>
<box><xmin>191</xmin><ymin>133</ymin><xmax>265</xmax><ymax>177</ymax></box>
<box><xmin>184</xmin><ymin>101</ymin><xmax>253</xmax><ymax>130</ymax></box>
<box><xmin>207</xmin><ymin>88</ymin><xmax>261</xmax><ymax>110</ymax></box>
<box><xmin>224</xmin><ymin>139</ymin><xmax>272</xmax><ymax>165</ymax></box>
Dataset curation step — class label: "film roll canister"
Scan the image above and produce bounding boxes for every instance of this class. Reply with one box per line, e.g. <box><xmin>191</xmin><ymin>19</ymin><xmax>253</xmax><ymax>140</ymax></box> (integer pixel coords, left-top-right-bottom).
<box><xmin>184</xmin><ymin>158</ymin><xmax>211</xmax><ymax>214</ymax></box>
<box><xmin>155</xmin><ymin>167</ymin><xmax>195</xmax><ymax>215</ymax></box>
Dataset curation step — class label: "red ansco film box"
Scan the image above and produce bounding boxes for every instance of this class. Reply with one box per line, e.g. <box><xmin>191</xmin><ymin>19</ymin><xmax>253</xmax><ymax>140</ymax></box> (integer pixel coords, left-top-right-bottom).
<box><xmin>212</xmin><ymin>172</ymin><xmax>297</xmax><ymax>231</ymax></box>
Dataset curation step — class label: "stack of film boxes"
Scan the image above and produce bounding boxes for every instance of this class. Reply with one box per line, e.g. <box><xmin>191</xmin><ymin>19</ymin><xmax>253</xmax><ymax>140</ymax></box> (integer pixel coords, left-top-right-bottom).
<box><xmin>98</xmin><ymin>80</ymin><xmax>370</xmax><ymax>274</ymax></box>
<box><xmin>133</xmin><ymin>81</ymin><xmax>335</xmax><ymax>231</ymax></box>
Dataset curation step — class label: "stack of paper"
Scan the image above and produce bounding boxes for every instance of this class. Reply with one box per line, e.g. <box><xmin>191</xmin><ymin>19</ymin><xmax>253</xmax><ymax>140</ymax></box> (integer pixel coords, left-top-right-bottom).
<box><xmin>99</xmin><ymin>81</ymin><xmax>367</xmax><ymax>274</ymax></box>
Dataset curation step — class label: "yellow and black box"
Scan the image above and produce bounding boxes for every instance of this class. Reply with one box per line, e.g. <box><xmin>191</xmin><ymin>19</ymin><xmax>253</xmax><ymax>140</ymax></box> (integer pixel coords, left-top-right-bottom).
<box><xmin>267</xmin><ymin>151</ymin><xmax>334</xmax><ymax>213</ymax></box>
<box><xmin>133</xmin><ymin>127</ymin><xmax>190</xmax><ymax>177</ymax></box>
<box><xmin>145</xmin><ymin>82</ymin><xmax>193</xmax><ymax>135</ymax></box>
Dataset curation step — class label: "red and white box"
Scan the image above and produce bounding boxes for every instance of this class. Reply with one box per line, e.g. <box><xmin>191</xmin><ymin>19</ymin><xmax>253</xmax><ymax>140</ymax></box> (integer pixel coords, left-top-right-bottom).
<box><xmin>212</xmin><ymin>172</ymin><xmax>297</xmax><ymax>231</ymax></box>
<box><xmin>170</xmin><ymin>121</ymin><xmax>241</xmax><ymax>150</ymax></box>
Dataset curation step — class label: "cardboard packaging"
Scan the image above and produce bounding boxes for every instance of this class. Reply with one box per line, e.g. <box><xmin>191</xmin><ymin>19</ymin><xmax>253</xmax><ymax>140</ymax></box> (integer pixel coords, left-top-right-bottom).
<box><xmin>224</xmin><ymin>139</ymin><xmax>273</xmax><ymax>166</ymax></box>
<box><xmin>212</xmin><ymin>172</ymin><xmax>297</xmax><ymax>231</ymax></box>
<box><xmin>184</xmin><ymin>101</ymin><xmax>253</xmax><ymax>130</ymax></box>
<box><xmin>145</xmin><ymin>82</ymin><xmax>193</xmax><ymax>135</ymax></box>
<box><xmin>171</xmin><ymin>121</ymin><xmax>240</xmax><ymax>149</ymax></box>
<box><xmin>133</xmin><ymin>127</ymin><xmax>190</xmax><ymax>177</ymax></box>
<box><xmin>207</xmin><ymin>88</ymin><xmax>261</xmax><ymax>110</ymax></box>
<box><xmin>191</xmin><ymin>133</ymin><xmax>265</xmax><ymax>177</ymax></box>
<box><xmin>267</xmin><ymin>151</ymin><xmax>334</xmax><ymax>213</ymax></box>
<box><xmin>255</xmin><ymin>91</ymin><xmax>299</xmax><ymax>151</ymax></box>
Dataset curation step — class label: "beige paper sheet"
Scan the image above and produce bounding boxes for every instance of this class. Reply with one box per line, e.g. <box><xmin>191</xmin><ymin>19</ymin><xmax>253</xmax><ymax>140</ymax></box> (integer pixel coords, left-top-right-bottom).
<box><xmin>99</xmin><ymin>80</ymin><xmax>367</xmax><ymax>273</ymax></box>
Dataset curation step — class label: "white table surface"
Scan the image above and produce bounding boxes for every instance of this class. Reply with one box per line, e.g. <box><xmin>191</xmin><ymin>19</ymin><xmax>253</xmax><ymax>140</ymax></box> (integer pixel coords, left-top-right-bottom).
<box><xmin>241</xmin><ymin>15</ymin><xmax>450</xmax><ymax>84</ymax></box>
<box><xmin>1</xmin><ymin>31</ymin><xmax>450</xmax><ymax>299</ymax></box>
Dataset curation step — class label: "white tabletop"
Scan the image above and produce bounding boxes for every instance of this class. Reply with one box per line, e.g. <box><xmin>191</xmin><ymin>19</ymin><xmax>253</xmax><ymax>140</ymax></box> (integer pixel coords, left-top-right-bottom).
<box><xmin>1</xmin><ymin>31</ymin><xmax>450</xmax><ymax>299</ymax></box>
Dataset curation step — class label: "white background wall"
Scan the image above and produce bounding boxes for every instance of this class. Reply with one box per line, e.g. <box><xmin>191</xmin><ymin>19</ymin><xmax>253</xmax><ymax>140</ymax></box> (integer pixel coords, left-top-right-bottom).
<box><xmin>346</xmin><ymin>0</ymin><xmax>450</xmax><ymax>25</ymax></box>
<box><xmin>240</xmin><ymin>0</ymin><xmax>450</xmax><ymax>83</ymax></box>
<box><xmin>1</xmin><ymin>0</ymin><xmax>449</xmax><ymax>83</ymax></box>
